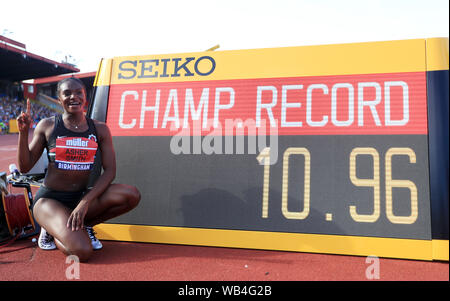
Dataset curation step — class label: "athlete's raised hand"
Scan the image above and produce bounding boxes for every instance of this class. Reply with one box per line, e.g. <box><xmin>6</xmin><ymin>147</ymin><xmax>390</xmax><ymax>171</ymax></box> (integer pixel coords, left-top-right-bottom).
<box><xmin>16</xmin><ymin>99</ymin><xmax>32</xmax><ymax>133</ymax></box>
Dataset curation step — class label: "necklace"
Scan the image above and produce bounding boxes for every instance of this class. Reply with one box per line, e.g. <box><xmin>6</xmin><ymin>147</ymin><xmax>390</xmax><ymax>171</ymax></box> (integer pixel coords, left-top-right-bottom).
<box><xmin>65</xmin><ymin>117</ymin><xmax>83</xmax><ymax>129</ymax></box>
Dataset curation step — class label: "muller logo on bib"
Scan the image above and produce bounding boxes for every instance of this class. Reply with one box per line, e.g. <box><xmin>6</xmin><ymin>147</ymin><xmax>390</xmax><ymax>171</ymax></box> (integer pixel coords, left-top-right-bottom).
<box><xmin>65</xmin><ymin>138</ymin><xmax>89</xmax><ymax>147</ymax></box>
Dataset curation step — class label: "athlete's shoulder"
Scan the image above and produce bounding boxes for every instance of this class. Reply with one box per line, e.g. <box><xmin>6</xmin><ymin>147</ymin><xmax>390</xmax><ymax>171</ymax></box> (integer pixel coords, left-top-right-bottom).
<box><xmin>91</xmin><ymin>119</ymin><xmax>111</xmax><ymax>137</ymax></box>
<box><xmin>35</xmin><ymin>115</ymin><xmax>56</xmax><ymax>130</ymax></box>
<box><xmin>91</xmin><ymin>119</ymin><xmax>108</xmax><ymax>130</ymax></box>
<box><xmin>91</xmin><ymin>118</ymin><xmax>106</xmax><ymax>126</ymax></box>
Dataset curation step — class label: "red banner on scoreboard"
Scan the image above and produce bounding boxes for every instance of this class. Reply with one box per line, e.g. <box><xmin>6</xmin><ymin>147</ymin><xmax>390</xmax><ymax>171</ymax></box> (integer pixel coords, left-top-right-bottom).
<box><xmin>106</xmin><ymin>72</ymin><xmax>427</xmax><ymax>136</ymax></box>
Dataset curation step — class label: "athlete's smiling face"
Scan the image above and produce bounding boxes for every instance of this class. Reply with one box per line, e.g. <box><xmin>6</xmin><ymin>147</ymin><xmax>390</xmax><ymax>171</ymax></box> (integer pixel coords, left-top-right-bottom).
<box><xmin>58</xmin><ymin>80</ymin><xmax>86</xmax><ymax>114</ymax></box>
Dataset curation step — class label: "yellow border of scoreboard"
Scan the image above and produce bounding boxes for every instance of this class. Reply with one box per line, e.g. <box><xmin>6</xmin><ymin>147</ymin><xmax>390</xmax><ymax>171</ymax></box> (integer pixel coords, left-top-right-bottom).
<box><xmin>426</xmin><ymin>37</ymin><xmax>449</xmax><ymax>71</ymax></box>
<box><xmin>94</xmin><ymin>38</ymin><xmax>448</xmax><ymax>86</ymax></box>
<box><xmin>94</xmin><ymin>224</ymin><xmax>448</xmax><ymax>261</ymax></box>
<box><xmin>94</xmin><ymin>38</ymin><xmax>448</xmax><ymax>84</ymax></box>
<box><xmin>93</xmin><ymin>38</ymin><xmax>449</xmax><ymax>261</ymax></box>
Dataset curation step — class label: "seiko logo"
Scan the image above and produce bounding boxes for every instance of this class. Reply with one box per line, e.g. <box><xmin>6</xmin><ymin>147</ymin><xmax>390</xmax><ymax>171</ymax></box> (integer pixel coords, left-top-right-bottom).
<box><xmin>118</xmin><ymin>56</ymin><xmax>216</xmax><ymax>79</ymax></box>
<box><xmin>66</xmin><ymin>138</ymin><xmax>88</xmax><ymax>147</ymax></box>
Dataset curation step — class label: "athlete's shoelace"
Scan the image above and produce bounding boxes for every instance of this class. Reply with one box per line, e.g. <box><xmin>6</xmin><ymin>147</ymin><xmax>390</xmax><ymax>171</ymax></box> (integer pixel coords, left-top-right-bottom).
<box><xmin>86</xmin><ymin>227</ymin><xmax>97</xmax><ymax>240</ymax></box>
<box><xmin>41</xmin><ymin>232</ymin><xmax>54</xmax><ymax>244</ymax></box>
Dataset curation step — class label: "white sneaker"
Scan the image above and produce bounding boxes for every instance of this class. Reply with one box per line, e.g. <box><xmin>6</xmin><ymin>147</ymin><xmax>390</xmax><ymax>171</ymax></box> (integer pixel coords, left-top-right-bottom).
<box><xmin>38</xmin><ymin>228</ymin><xmax>56</xmax><ymax>250</ymax></box>
<box><xmin>85</xmin><ymin>226</ymin><xmax>102</xmax><ymax>250</ymax></box>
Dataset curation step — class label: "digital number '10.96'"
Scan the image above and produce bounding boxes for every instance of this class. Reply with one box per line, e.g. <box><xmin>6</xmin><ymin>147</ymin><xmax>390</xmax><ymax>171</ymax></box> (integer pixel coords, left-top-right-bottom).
<box><xmin>257</xmin><ymin>147</ymin><xmax>418</xmax><ymax>224</ymax></box>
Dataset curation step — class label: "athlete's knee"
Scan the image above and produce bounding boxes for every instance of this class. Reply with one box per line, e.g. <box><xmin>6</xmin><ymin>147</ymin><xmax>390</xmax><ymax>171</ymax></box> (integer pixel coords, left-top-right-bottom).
<box><xmin>115</xmin><ymin>184</ymin><xmax>140</xmax><ymax>209</ymax></box>
<box><xmin>126</xmin><ymin>186</ymin><xmax>141</xmax><ymax>209</ymax></box>
<box><xmin>32</xmin><ymin>198</ymin><xmax>56</xmax><ymax>221</ymax></box>
<box><xmin>66</xmin><ymin>241</ymin><xmax>93</xmax><ymax>262</ymax></box>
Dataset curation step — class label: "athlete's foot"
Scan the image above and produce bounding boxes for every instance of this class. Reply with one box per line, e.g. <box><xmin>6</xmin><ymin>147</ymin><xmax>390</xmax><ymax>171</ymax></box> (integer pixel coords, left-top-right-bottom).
<box><xmin>38</xmin><ymin>227</ymin><xmax>56</xmax><ymax>250</ymax></box>
<box><xmin>85</xmin><ymin>226</ymin><xmax>103</xmax><ymax>250</ymax></box>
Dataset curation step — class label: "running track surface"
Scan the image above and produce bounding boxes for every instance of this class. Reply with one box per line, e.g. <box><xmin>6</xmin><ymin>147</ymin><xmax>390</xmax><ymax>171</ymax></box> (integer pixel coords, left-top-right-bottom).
<box><xmin>1</xmin><ymin>132</ymin><xmax>448</xmax><ymax>281</ymax></box>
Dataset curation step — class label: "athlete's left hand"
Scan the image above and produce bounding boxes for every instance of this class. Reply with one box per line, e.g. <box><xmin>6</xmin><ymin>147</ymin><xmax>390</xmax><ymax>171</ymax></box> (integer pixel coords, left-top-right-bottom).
<box><xmin>67</xmin><ymin>200</ymin><xmax>90</xmax><ymax>231</ymax></box>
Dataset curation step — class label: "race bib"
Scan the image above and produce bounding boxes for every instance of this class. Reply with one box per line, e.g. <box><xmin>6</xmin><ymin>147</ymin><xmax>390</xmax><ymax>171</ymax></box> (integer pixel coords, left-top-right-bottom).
<box><xmin>54</xmin><ymin>136</ymin><xmax>98</xmax><ymax>170</ymax></box>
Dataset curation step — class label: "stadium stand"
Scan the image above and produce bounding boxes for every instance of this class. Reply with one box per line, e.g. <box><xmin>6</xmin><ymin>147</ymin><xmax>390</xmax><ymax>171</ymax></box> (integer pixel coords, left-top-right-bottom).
<box><xmin>0</xmin><ymin>34</ymin><xmax>92</xmax><ymax>134</ymax></box>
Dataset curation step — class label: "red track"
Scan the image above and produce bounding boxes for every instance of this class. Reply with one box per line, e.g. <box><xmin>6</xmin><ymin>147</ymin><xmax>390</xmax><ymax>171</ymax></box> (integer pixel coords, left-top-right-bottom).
<box><xmin>1</xmin><ymin>133</ymin><xmax>448</xmax><ymax>281</ymax></box>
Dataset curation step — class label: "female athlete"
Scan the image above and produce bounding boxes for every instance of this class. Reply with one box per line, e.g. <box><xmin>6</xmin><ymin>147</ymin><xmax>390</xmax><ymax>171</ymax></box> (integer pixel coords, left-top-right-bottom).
<box><xmin>16</xmin><ymin>77</ymin><xmax>141</xmax><ymax>262</ymax></box>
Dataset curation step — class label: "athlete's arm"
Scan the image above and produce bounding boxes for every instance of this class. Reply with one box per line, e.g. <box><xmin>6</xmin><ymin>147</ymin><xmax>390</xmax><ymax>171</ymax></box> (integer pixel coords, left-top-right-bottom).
<box><xmin>66</xmin><ymin>121</ymin><xmax>116</xmax><ymax>231</ymax></box>
<box><xmin>82</xmin><ymin>122</ymin><xmax>116</xmax><ymax>203</ymax></box>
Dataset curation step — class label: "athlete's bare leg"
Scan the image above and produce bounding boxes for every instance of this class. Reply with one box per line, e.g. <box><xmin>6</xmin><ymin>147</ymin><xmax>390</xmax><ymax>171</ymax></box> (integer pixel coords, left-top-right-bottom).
<box><xmin>33</xmin><ymin>198</ymin><xmax>93</xmax><ymax>262</ymax></box>
<box><xmin>84</xmin><ymin>184</ymin><xmax>140</xmax><ymax>227</ymax></box>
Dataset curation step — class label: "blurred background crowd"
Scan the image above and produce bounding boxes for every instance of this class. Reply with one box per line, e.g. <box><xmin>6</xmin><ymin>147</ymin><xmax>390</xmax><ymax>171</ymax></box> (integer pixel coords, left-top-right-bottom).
<box><xmin>0</xmin><ymin>95</ymin><xmax>56</xmax><ymax>134</ymax></box>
